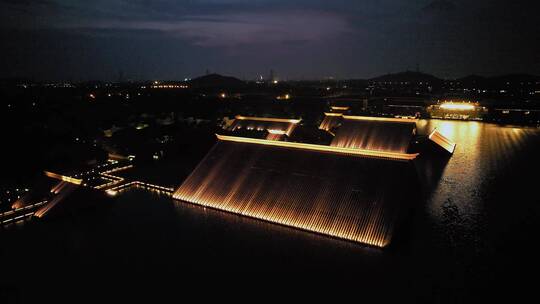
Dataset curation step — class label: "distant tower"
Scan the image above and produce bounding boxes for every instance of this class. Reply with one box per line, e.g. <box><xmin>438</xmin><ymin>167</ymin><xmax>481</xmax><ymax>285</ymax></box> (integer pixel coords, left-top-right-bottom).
<box><xmin>269</xmin><ymin>69</ymin><xmax>275</xmax><ymax>82</ymax></box>
<box><xmin>416</xmin><ymin>63</ymin><xmax>420</xmax><ymax>73</ymax></box>
<box><xmin>206</xmin><ymin>69</ymin><xmax>210</xmax><ymax>75</ymax></box>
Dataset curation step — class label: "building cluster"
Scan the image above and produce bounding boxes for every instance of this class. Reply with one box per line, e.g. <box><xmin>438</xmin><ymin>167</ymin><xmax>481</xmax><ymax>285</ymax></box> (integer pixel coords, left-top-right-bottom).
<box><xmin>3</xmin><ymin>99</ymin><xmax>458</xmax><ymax>248</ymax></box>
<box><xmin>172</xmin><ymin>106</ymin><xmax>455</xmax><ymax>247</ymax></box>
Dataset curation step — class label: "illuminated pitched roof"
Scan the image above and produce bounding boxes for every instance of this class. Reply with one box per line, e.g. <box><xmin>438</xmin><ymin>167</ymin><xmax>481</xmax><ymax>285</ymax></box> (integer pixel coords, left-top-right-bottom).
<box><xmin>173</xmin><ymin>135</ymin><xmax>418</xmax><ymax>247</ymax></box>
<box><xmin>227</xmin><ymin>115</ymin><xmax>301</xmax><ymax>139</ymax></box>
<box><xmin>330</xmin><ymin>116</ymin><xmax>417</xmax><ymax>153</ymax></box>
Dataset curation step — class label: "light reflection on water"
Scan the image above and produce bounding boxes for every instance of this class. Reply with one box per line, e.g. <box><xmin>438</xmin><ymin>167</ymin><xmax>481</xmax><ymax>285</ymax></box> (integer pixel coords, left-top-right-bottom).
<box><xmin>417</xmin><ymin>121</ymin><xmax>539</xmax><ymax>218</ymax></box>
<box><xmin>381</xmin><ymin>120</ymin><xmax>540</xmax><ymax>300</ymax></box>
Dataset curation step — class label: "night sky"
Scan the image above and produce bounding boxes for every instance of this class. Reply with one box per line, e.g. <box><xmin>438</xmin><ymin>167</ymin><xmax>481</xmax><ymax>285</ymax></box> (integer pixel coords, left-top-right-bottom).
<box><xmin>1</xmin><ymin>0</ymin><xmax>539</xmax><ymax>81</ymax></box>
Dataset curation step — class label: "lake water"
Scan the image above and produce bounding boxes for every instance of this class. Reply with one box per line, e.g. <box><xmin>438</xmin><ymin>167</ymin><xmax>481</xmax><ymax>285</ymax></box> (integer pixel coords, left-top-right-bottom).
<box><xmin>2</xmin><ymin>120</ymin><xmax>540</xmax><ymax>301</ymax></box>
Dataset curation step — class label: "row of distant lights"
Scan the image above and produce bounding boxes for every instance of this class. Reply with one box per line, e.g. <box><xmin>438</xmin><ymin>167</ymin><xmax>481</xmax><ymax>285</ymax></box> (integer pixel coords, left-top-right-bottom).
<box><xmin>374</xmin><ymin>82</ymin><xmax>429</xmax><ymax>85</ymax></box>
<box><xmin>6</xmin><ymin>102</ymin><xmax>37</xmax><ymax>108</ymax></box>
<box><xmin>150</xmin><ymin>85</ymin><xmax>189</xmax><ymax>89</ymax></box>
<box><xmin>1</xmin><ymin>200</ymin><xmax>47</xmax><ymax>220</ymax></box>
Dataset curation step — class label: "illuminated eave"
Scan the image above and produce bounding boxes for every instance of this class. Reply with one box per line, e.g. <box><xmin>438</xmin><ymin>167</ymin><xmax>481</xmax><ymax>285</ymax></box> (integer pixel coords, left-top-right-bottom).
<box><xmin>235</xmin><ymin>115</ymin><xmax>301</xmax><ymax>124</ymax></box>
<box><xmin>428</xmin><ymin>129</ymin><xmax>456</xmax><ymax>154</ymax></box>
<box><xmin>324</xmin><ymin>112</ymin><xmax>344</xmax><ymax>117</ymax></box>
<box><xmin>342</xmin><ymin>115</ymin><xmax>418</xmax><ymax>123</ymax></box>
<box><xmin>216</xmin><ymin>134</ymin><xmax>419</xmax><ymax>161</ymax></box>
<box><xmin>44</xmin><ymin>171</ymin><xmax>83</xmax><ymax>185</ymax></box>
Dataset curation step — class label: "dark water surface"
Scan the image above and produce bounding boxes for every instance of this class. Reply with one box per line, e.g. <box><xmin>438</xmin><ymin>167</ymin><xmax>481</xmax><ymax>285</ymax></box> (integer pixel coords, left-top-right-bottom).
<box><xmin>2</xmin><ymin>120</ymin><xmax>540</xmax><ymax>301</ymax></box>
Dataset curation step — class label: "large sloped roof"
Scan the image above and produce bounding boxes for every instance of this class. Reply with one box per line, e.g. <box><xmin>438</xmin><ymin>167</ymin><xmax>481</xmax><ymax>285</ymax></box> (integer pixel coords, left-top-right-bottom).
<box><xmin>330</xmin><ymin>116</ymin><xmax>417</xmax><ymax>153</ymax></box>
<box><xmin>173</xmin><ymin>135</ymin><xmax>418</xmax><ymax>247</ymax></box>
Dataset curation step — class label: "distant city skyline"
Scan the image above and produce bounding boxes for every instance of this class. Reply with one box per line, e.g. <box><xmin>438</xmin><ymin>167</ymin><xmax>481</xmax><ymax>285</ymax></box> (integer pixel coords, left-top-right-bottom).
<box><xmin>1</xmin><ymin>0</ymin><xmax>539</xmax><ymax>81</ymax></box>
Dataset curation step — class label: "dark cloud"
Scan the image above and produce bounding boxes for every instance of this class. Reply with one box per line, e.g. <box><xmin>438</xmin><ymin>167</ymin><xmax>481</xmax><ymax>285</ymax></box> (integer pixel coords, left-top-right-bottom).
<box><xmin>0</xmin><ymin>0</ymin><xmax>55</xmax><ymax>5</ymax></box>
<box><xmin>0</xmin><ymin>0</ymin><xmax>539</xmax><ymax>80</ymax></box>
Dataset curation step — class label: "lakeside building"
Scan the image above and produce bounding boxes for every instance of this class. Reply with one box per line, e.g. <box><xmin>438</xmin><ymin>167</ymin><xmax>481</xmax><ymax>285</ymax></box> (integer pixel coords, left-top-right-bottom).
<box><xmin>427</xmin><ymin>100</ymin><xmax>487</xmax><ymax>120</ymax></box>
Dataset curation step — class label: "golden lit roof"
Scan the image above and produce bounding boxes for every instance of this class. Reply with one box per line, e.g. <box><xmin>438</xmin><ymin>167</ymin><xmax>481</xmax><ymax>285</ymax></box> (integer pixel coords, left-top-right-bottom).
<box><xmin>330</xmin><ymin>117</ymin><xmax>417</xmax><ymax>153</ymax></box>
<box><xmin>217</xmin><ymin>134</ymin><xmax>418</xmax><ymax>161</ymax></box>
<box><xmin>173</xmin><ymin>138</ymin><xmax>418</xmax><ymax>247</ymax></box>
<box><xmin>229</xmin><ymin>115</ymin><xmax>301</xmax><ymax>139</ymax></box>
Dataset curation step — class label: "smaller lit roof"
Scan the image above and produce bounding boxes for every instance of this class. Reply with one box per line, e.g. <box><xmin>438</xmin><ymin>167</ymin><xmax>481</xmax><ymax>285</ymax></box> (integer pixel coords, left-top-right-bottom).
<box><xmin>428</xmin><ymin>129</ymin><xmax>456</xmax><ymax>154</ymax></box>
<box><xmin>228</xmin><ymin>115</ymin><xmax>301</xmax><ymax>139</ymax></box>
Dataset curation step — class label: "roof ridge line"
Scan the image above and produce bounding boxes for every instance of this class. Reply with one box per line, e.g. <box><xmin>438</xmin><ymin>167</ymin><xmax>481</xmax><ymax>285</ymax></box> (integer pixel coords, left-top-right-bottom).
<box><xmin>235</xmin><ymin>115</ymin><xmax>301</xmax><ymax>123</ymax></box>
<box><xmin>216</xmin><ymin>134</ymin><xmax>418</xmax><ymax>161</ymax></box>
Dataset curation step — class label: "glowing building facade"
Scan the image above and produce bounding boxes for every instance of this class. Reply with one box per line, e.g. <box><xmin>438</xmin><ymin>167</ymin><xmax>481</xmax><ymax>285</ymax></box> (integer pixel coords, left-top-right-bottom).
<box><xmin>427</xmin><ymin>101</ymin><xmax>487</xmax><ymax>120</ymax></box>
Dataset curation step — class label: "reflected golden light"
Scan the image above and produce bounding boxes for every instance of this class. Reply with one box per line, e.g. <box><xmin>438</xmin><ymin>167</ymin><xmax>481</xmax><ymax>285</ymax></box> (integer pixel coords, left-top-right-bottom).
<box><xmin>106</xmin><ymin>189</ymin><xmax>118</xmax><ymax>197</ymax></box>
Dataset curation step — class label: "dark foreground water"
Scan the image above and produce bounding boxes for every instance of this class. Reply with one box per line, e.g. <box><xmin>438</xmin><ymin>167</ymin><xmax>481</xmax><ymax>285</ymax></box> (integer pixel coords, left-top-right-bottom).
<box><xmin>2</xmin><ymin>120</ymin><xmax>540</xmax><ymax>301</ymax></box>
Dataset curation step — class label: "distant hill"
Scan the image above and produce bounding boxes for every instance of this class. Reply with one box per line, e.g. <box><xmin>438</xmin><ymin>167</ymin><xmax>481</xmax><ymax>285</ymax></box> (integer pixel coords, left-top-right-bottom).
<box><xmin>189</xmin><ymin>73</ymin><xmax>246</xmax><ymax>88</ymax></box>
<box><xmin>370</xmin><ymin>71</ymin><xmax>442</xmax><ymax>83</ymax></box>
<box><xmin>457</xmin><ymin>74</ymin><xmax>539</xmax><ymax>87</ymax></box>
